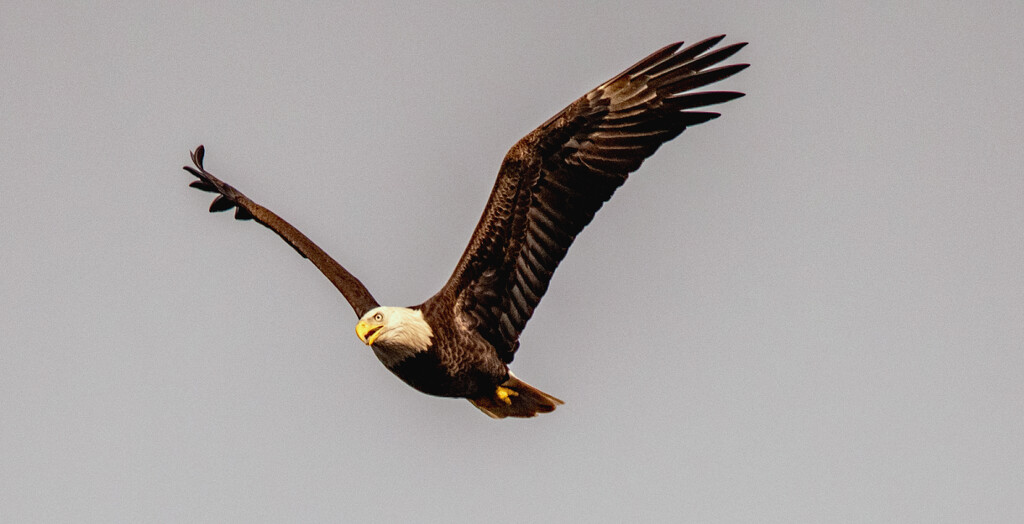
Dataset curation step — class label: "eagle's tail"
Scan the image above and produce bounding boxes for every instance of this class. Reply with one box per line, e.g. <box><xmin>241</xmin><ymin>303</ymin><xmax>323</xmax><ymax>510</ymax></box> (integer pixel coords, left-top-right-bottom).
<box><xmin>468</xmin><ymin>372</ymin><xmax>564</xmax><ymax>419</ymax></box>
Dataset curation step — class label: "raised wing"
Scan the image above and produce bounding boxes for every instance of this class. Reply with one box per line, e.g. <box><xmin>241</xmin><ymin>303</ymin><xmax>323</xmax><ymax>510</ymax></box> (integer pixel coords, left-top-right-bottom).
<box><xmin>439</xmin><ymin>36</ymin><xmax>748</xmax><ymax>361</ymax></box>
<box><xmin>183</xmin><ymin>146</ymin><xmax>380</xmax><ymax>318</ymax></box>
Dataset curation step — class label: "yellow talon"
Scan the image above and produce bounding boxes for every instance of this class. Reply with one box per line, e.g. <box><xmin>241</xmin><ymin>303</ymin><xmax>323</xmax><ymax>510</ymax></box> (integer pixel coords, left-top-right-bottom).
<box><xmin>496</xmin><ymin>386</ymin><xmax>519</xmax><ymax>405</ymax></box>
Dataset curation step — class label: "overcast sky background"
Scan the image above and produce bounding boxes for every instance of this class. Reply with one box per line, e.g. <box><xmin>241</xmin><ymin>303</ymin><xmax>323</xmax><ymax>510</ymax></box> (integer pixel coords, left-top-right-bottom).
<box><xmin>2</xmin><ymin>2</ymin><xmax>1023</xmax><ymax>522</ymax></box>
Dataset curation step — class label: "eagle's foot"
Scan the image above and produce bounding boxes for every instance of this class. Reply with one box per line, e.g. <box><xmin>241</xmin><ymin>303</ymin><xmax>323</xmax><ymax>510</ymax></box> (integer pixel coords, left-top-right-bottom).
<box><xmin>495</xmin><ymin>386</ymin><xmax>519</xmax><ymax>405</ymax></box>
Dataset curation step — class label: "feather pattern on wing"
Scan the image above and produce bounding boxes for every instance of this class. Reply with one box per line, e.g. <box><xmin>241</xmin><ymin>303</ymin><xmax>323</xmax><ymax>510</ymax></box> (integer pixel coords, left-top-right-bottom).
<box><xmin>438</xmin><ymin>36</ymin><xmax>748</xmax><ymax>362</ymax></box>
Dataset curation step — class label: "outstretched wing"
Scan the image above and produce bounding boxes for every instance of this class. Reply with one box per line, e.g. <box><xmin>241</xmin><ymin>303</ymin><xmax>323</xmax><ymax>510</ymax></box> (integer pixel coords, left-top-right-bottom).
<box><xmin>438</xmin><ymin>36</ymin><xmax>748</xmax><ymax>362</ymax></box>
<box><xmin>183</xmin><ymin>146</ymin><xmax>380</xmax><ymax>318</ymax></box>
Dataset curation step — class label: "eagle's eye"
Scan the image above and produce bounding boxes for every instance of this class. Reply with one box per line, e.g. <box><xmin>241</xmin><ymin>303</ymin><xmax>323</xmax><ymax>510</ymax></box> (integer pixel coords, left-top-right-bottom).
<box><xmin>373</xmin><ymin>312</ymin><xmax>383</xmax><ymax>322</ymax></box>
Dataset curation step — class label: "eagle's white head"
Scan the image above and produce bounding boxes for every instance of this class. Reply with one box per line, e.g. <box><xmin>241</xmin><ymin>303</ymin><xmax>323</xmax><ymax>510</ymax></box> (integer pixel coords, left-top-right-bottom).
<box><xmin>355</xmin><ymin>306</ymin><xmax>433</xmax><ymax>366</ymax></box>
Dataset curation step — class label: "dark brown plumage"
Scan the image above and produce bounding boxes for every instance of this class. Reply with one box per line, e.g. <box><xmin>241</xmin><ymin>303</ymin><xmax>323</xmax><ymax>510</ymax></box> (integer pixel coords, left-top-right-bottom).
<box><xmin>181</xmin><ymin>36</ymin><xmax>748</xmax><ymax>418</ymax></box>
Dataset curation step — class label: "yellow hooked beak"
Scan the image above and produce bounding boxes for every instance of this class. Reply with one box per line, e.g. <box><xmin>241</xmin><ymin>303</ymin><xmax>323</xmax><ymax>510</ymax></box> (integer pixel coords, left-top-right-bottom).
<box><xmin>355</xmin><ymin>320</ymin><xmax>383</xmax><ymax>346</ymax></box>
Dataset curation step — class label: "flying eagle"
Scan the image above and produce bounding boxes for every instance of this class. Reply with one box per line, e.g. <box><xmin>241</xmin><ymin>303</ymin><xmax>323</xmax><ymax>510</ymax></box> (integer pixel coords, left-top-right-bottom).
<box><xmin>181</xmin><ymin>36</ymin><xmax>747</xmax><ymax>418</ymax></box>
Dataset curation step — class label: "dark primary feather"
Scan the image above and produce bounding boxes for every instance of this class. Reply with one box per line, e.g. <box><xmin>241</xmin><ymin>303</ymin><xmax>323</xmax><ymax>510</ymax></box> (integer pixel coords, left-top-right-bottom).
<box><xmin>182</xmin><ymin>146</ymin><xmax>380</xmax><ymax>318</ymax></box>
<box><xmin>439</xmin><ymin>36</ymin><xmax>748</xmax><ymax>362</ymax></box>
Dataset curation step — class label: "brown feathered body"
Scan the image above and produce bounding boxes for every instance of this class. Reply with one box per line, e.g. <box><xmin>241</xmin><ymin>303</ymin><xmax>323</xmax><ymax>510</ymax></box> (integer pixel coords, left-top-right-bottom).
<box><xmin>388</xmin><ymin>300</ymin><xmax>507</xmax><ymax>398</ymax></box>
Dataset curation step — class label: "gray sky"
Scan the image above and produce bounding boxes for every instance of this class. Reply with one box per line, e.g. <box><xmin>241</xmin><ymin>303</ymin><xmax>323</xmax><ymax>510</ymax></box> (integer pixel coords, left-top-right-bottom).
<box><xmin>2</xmin><ymin>2</ymin><xmax>1022</xmax><ymax>522</ymax></box>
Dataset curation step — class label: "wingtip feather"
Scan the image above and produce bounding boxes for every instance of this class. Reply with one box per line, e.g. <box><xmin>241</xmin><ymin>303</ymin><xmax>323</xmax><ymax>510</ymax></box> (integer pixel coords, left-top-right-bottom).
<box><xmin>192</xmin><ymin>145</ymin><xmax>205</xmax><ymax>168</ymax></box>
<box><xmin>234</xmin><ymin>206</ymin><xmax>254</xmax><ymax>220</ymax></box>
<box><xmin>209</xmin><ymin>195</ymin><xmax>235</xmax><ymax>213</ymax></box>
<box><xmin>188</xmin><ymin>179</ymin><xmax>218</xmax><ymax>192</ymax></box>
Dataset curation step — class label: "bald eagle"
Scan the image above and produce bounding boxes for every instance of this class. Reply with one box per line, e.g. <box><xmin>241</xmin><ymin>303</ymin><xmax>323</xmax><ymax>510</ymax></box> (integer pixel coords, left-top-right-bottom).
<box><xmin>181</xmin><ymin>36</ymin><xmax>747</xmax><ymax>418</ymax></box>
